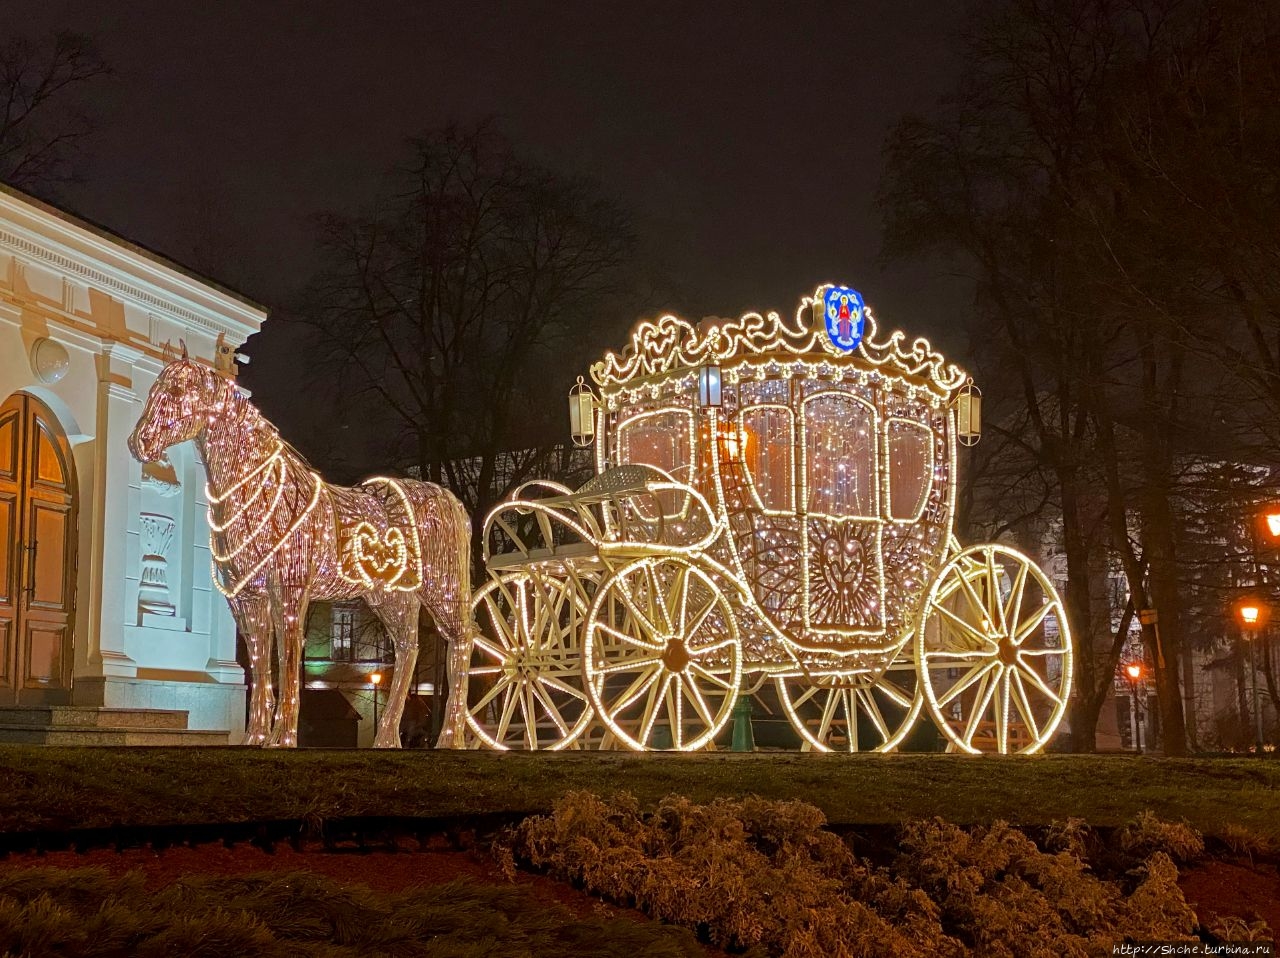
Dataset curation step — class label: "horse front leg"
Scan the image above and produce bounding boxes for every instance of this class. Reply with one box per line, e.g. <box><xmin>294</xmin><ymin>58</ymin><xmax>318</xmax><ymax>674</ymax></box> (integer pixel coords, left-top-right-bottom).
<box><xmin>229</xmin><ymin>592</ymin><xmax>274</xmax><ymax>745</ymax></box>
<box><xmin>367</xmin><ymin>592</ymin><xmax>419</xmax><ymax>749</ymax></box>
<box><xmin>266</xmin><ymin>586</ymin><xmax>309</xmax><ymax>748</ymax></box>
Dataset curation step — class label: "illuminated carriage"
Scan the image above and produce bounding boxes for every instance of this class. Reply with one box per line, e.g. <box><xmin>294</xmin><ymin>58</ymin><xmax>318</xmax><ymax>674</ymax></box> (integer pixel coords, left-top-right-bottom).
<box><xmin>463</xmin><ymin>285</ymin><xmax>1072</xmax><ymax>753</ymax></box>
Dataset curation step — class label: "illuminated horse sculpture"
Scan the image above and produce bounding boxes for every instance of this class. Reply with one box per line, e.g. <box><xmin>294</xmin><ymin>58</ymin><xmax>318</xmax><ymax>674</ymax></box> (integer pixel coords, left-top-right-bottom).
<box><xmin>127</xmin><ymin>345</ymin><xmax>475</xmax><ymax>748</ymax></box>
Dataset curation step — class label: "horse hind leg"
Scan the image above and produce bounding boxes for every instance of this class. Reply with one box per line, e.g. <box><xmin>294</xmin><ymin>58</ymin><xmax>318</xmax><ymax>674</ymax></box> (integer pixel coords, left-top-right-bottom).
<box><xmin>366</xmin><ymin>591</ymin><xmax>420</xmax><ymax>748</ymax></box>
<box><xmin>229</xmin><ymin>592</ymin><xmax>274</xmax><ymax>745</ymax></box>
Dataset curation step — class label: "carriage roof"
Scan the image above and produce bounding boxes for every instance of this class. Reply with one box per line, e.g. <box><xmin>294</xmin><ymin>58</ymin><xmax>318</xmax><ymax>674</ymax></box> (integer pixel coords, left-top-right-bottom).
<box><xmin>590</xmin><ymin>284</ymin><xmax>969</xmax><ymax>401</ymax></box>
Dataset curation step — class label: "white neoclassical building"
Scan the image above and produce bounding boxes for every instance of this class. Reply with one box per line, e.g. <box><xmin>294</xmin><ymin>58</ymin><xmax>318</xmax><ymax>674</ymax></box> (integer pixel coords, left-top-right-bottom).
<box><xmin>0</xmin><ymin>183</ymin><xmax>265</xmax><ymax>741</ymax></box>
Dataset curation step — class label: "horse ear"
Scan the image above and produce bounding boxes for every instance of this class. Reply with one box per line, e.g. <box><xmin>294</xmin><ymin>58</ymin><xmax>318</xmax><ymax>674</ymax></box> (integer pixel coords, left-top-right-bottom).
<box><xmin>161</xmin><ymin>340</ymin><xmax>176</xmax><ymax>364</ymax></box>
<box><xmin>179</xmin><ymin>339</ymin><xmax>189</xmax><ymax>360</ymax></box>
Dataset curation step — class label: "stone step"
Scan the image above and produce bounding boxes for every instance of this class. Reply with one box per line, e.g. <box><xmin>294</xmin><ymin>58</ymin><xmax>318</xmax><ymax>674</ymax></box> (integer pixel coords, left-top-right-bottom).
<box><xmin>0</xmin><ymin>706</ymin><xmax>190</xmax><ymax>730</ymax></box>
<box><xmin>0</xmin><ymin>725</ymin><xmax>229</xmax><ymax>746</ymax></box>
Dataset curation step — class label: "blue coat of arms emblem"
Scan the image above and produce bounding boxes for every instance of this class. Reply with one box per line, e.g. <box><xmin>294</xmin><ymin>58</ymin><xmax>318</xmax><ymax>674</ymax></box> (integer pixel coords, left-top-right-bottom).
<box><xmin>823</xmin><ymin>287</ymin><xmax>865</xmax><ymax>352</ymax></box>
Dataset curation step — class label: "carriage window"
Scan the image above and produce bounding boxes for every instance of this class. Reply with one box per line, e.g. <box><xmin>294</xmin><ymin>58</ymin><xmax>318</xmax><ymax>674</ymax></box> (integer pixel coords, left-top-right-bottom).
<box><xmin>741</xmin><ymin>406</ymin><xmax>793</xmax><ymax>512</ymax></box>
<box><xmin>617</xmin><ymin>410</ymin><xmax>693</xmax><ymax>481</ymax></box>
<box><xmin>804</xmin><ymin>394</ymin><xmax>876</xmax><ymax>517</ymax></box>
<box><xmin>887</xmin><ymin>419</ymin><xmax>933</xmax><ymax>520</ymax></box>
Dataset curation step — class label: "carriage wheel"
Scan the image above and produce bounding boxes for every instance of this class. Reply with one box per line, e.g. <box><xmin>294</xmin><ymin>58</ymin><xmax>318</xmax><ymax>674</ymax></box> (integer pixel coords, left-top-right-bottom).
<box><xmin>775</xmin><ymin>665</ymin><xmax>922</xmax><ymax>753</ymax></box>
<box><xmin>585</xmin><ymin>556</ymin><xmax>742</xmax><ymax>751</ymax></box>
<box><xmin>465</xmin><ymin>572</ymin><xmax>593</xmax><ymax>750</ymax></box>
<box><xmin>916</xmin><ymin>544</ymin><xmax>1072</xmax><ymax>755</ymax></box>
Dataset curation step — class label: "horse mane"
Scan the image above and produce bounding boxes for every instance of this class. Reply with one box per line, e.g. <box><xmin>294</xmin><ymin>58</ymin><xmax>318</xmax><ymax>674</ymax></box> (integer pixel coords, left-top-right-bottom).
<box><xmin>205</xmin><ymin>365</ymin><xmax>319</xmax><ymax>473</ymax></box>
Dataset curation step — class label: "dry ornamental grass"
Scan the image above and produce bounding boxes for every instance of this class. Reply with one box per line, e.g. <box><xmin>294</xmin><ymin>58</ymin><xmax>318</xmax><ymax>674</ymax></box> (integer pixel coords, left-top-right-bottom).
<box><xmin>500</xmin><ymin>792</ymin><xmax>1264</xmax><ymax>958</ymax></box>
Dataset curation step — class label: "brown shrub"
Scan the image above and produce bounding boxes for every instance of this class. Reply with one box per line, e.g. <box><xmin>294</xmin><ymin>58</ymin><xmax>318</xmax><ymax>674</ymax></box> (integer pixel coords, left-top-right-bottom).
<box><xmin>1117</xmin><ymin>811</ymin><xmax>1205</xmax><ymax>864</ymax></box>
<box><xmin>503</xmin><ymin>794</ymin><xmax>1209</xmax><ymax>958</ymax></box>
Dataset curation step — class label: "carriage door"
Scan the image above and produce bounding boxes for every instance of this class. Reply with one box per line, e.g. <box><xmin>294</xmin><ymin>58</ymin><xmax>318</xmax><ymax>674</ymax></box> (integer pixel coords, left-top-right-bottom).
<box><xmin>0</xmin><ymin>393</ymin><xmax>76</xmax><ymax>704</ymax></box>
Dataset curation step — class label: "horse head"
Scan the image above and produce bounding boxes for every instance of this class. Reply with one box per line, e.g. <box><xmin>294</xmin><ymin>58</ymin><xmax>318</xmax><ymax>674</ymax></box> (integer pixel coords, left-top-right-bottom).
<box><xmin>128</xmin><ymin>345</ymin><xmax>226</xmax><ymax>463</ymax></box>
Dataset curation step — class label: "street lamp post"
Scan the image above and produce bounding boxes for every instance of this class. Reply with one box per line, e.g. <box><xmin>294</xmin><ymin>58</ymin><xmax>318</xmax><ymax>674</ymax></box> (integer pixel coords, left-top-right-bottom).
<box><xmin>1235</xmin><ymin>601</ymin><xmax>1266</xmax><ymax>757</ymax></box>
<box><xmin>371</xmin><ymin>671</ymin><xmax>383</xmax><ymax>743</ymax></box>
<box><xmin>1124</xmin><ymin>662</ymin><xmax>1144</xmax><ymax>754</ymax></box>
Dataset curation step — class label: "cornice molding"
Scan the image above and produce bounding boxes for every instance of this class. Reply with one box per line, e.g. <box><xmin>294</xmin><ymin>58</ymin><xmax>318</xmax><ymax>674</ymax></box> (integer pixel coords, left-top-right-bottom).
<box><xmin>0</xmin><ymin>191</ymin><xmax>265</xmax><ymax>344</ymax></box>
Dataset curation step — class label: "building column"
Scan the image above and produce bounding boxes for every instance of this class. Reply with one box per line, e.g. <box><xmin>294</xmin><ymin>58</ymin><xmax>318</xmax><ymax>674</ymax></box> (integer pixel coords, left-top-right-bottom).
<box><xmin>85</xmin><ymin>341</ymin><xmax>143</xmax><ymax>679</ymax></box>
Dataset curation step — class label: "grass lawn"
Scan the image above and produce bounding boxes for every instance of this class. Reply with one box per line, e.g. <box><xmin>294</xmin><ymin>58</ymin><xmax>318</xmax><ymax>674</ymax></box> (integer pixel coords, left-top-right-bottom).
<box><xmin>1</xmin><ymin>748</ymin><xmax>1277</xmax><ymax>839</ymax></box>
<box><xmin>0</xmin><ymin>867</ymin><xmax>707</xmax><ymax>957</ymax></box>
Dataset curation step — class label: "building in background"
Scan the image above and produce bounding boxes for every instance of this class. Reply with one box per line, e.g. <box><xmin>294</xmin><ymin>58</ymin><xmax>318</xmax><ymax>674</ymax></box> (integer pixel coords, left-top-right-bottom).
<box><xmin>0</xmin><ymin>183</ymin><xmax>264</xmax><ymax>742</ymax></box>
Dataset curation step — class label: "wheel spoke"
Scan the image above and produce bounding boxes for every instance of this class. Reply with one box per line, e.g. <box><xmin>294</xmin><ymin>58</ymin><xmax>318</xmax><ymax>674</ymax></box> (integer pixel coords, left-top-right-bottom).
<box><xmin>471</xmin><ymin>673</ymin><xmax>514</xmax><ymax>714</ymax></box>
<box><xmin>987</xmin><ymin>549</ymin><xmax>1008</xmax><ymax>635</ymax></box>
<box><xmin>962</xmin><ymin>670</ymin><xmax>1000</xmax><ymax>747</ymax></box>
<box><xmin>1012</xmin><ymin>601</ymin><xmax>1054</xmax><ymax>645</ymax></box>
<box><xmin>531</xmin><ymin>680</ymin><xmax>571</xmax><ymax>738</ymax></box>
<box><xmin>689</xmin><ymin>662</ymin><xmax>735</xmax><ymax>690</ymax></box>
<box><xmin>816</xmin><ymin>688</ymin><xmax>840</xmax><ymax>742</ymax></box>
<box><xmin>596</xmin><ymin>620</ymin><xmax>664</xmax><ymax>651</ymax></box>
<box><xmin>876</xmin><ymin>676</ymin><xmax>914</xmax><ymax>710</ymax></box>
<box><xmin>495</xmin><ymin>681</ymin><xmax>521</xmax><ymax>741</ymax></box>
<box><xmin>538</xmin><ymin>673</ymin><xmax>588</xmax><ymax>701</ymax></box>
<box><xmin>1004</xmin><ymin>562</ymin><xmax>1029</xmax><ymax>640</ymax></box>
<box><xmin>646</xmin><ymin>563</ymin><xmax>674</xmax><ymax>634</ymax></box>
<box><xmin>683</xmin><ymin>673</ymin><xmax>717</xmax><ymax>728</ymax></box>
<box><xmin>666</xmin><ymin>677</ymin><xmax>682</xmax><ymax>749</ymax></box>
<box><xmin>674</xmin><ymin>564</ymin><xmax>691</xmax><ymax>633</ymax></box>
<box><xmin>930</xmin><ymin>600</ymin><xmax>997</xmax><ymax>649</ymax></box>
<box><xmin>859</xmin><ymin>688</ymin><xmax>890</xmax><ymax>742</ymax></box>
<box><xmin>612</xmin><ymin>577</ymin><xmax>662</xmax><ymax>641</ymax></box>
<box><xmin>637</xmin><ymin>673</ymin><xmax>673</xmax><ymax>746</ymax></box>
<box><xmin>593</xmin><ymin>654</ymin><xmax>663</xmax><ymax>676</ymax></box>
<box><xmin>523</xmin><ymin>682</ymin><xmax>539</xmax><ymax>749</ymax></box>
<box><xmin>935</xmin><ymin>659</ymin><xmax>997</xmax><ymax>708</ymax></box>
<box><xmin>844</xmin><ymin>691</ymin><xmax>859</xmax><ymax>752</ymax></box>
<box><xmin>1016</xmin><ymin>661</ymin><xmax>1064</xmax><ymax>706</ymax></box>
<box><xmin>684</xmin><ymin>596</ymin><xmax>719</xmax><ymax>641</ymax></box>
<box><xmin>688</xmin><ymin>635</ymin><xmax>735</xmax><ymax>656</ymax></box>
<box><xmin>610</xmin><ymin>665</ymin><xmax>662</xmax><ymax>714</ymax></box>
<box><xmin>1009</xmin><ymin>669</ymin><xmax>1041</xmax><ymax>744</ymax></box>
<box><xmin>791</xmin><ymin>684</ymin><xmax>823</xmax><ymax>709</ymax></box>
<box><xmin>472</xmin><ymin>634</ymin><xmax>509</xmax><ymax>662</ymax></box>
<box><xmin>954</xmin><ymin>564</ymin><xmax>995</xmax><ymax>633</ymax></box>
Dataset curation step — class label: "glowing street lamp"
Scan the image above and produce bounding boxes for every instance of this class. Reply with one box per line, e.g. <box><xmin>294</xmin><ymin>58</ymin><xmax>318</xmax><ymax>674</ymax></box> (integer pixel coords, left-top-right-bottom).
<box><xmin>1234</xmin><ymin>601</ymin><xmax>1266</xmax><ymax>756</ymax></box>
<box><xmin>1266</xmin><ymin>510</ymin><xmax>1280</xmax><ymax>541</ymax></box>
<box><xmin>1123</xmin><ymin>661</ymin><xmax>1145</xmax><ymax>754</ymax></box>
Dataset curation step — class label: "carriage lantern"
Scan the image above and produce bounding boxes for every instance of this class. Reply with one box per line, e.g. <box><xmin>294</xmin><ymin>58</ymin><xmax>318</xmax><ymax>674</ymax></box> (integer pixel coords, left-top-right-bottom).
<box><xmin>568</xmin><ymin>376</ymin><xmax>596</xmax><ymax>447</ymax></box>
<box><xmin>954</xmin><ymin>378</ymin><xmax>982</xmax><ymax>447</ymax></box>
<box><xmin>697</xmin><ymin>363</ymin><xmax>722</xmax><ymax>407</ymax></box>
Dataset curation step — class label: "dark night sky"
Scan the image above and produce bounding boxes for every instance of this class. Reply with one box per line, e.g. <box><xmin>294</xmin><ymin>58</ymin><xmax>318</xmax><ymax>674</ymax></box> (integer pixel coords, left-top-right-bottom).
<box><xmin>17</xmin><ymin>0</ymin><xmax>971</xmax><ymax>454</ymax></box>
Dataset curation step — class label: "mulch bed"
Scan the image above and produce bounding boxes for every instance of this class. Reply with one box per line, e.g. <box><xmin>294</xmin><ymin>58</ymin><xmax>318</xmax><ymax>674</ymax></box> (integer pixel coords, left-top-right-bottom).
<box><xmin>0</xmin><ymin>840</ymin><xmax>734</xmax><ymax>957</ymax></box>
<box><xmin>1179</xmin><ymin>858</ymin><xmax>1280</xmax><ymax>934</ymax></box>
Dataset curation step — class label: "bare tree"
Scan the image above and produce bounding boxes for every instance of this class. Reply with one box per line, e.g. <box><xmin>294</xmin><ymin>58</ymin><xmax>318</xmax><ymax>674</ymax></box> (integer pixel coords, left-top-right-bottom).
<box><xmin>302</xmin><ymin>122</ymin><xmax>636</xmax><ymax>742</ymax></box>
<box><xmin>304</xmin><ymin>123</ymin><xmax>635</xmax><ymax>538</ymax></box>
<box><xmin>0</xmin><ymin>30</ymin><xmax>109</xmax><ymax>191</ymax></box>
<box><xmin>878</xmin><ymin>0</ymin><xmax>1230</xmax><ymax>754</ymax></box>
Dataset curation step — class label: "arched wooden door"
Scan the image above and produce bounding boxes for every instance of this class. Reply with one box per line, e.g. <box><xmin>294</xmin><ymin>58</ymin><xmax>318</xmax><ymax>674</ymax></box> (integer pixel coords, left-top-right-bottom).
<box><xmin>0</xmin><ymin>393</ymin><xmax>77</xmax><ymax>704</ymax></box>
